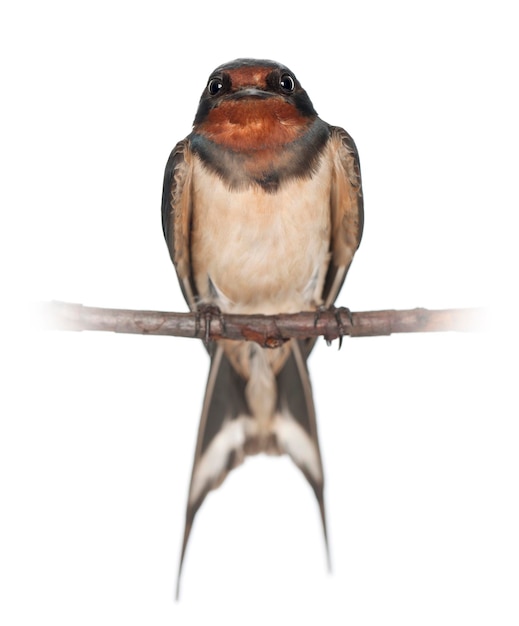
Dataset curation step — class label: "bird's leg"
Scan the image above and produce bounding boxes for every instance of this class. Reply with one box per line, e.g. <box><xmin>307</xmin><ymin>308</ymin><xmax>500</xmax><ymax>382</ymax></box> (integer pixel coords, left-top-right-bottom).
<box><xmin>334</xmin><ymin>306</ymin><xmax>353</xmax><ymax>350</ymax></box>
<box><xmin>314</xmin><ymin>305</ymin><xmax>353</xmax><ymax>349</ymax></box>
<box><xmin>195</xmin><ymin>303</ymin><xmax>225</xmax><ymax>345</ymax></box>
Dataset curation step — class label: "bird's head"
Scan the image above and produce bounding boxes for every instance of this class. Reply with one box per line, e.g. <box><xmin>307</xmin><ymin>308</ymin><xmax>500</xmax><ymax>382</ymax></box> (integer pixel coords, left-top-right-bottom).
<box><xmin>192</xmin><ymin>58</ymin><xmax>318</xmax><ymax>151</ymax></box>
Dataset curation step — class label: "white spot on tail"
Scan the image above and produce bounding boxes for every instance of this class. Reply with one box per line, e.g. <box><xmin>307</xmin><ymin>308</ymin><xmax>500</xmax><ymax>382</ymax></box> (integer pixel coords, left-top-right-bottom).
<box><xmin>273</xmin><ymin>411</ymin><xmax>322</xmax><ymax>484</ymax></box>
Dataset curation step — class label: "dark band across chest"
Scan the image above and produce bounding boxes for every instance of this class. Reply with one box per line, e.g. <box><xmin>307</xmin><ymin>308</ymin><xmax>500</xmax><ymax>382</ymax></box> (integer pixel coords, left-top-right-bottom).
<box><xmin>190</xmin><ymin>119</ymin><xmax>330</xmax><ymax>193</ymax></box>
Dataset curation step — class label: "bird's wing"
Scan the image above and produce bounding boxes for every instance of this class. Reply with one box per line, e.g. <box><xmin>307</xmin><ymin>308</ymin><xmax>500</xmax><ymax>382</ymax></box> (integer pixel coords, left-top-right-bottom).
<box><xmin>161</xmin><ymin>138</ymin><xmax>198</xmax><ymax>310</ymax></box>
<box><xmin>301</xmin><ymin>126</ymin><xmax>363</xmax><ymax>358</ymax></box>
<box><xmin>321</xmin><ymin>125</ymin><xmax>364</xmax><ymax>307</ymax></box>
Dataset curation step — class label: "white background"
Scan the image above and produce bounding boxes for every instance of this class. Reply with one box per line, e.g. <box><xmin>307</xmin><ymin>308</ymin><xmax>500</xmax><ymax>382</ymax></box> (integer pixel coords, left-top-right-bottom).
<box><xmin>1</xmin><ymin>1</ymin><xmax>518</xmax><ymax>624</ymax></box>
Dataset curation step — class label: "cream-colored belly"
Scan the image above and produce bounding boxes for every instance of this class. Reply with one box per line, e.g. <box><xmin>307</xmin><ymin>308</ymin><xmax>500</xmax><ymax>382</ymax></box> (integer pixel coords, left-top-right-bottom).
<box><xmin>191</xmin><ymin>155</ymin><xmax>333</xmax><ymax>315</ymax></box>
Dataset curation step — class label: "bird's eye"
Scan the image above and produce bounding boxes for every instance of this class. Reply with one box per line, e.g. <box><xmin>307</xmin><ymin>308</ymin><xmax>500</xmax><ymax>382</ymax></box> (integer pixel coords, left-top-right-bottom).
<box><xmin>279</xmin><ymin>73</ymin><xmax>295</xmax><ymax>93</ymax></box>
<box><xmin>208</xmin><ymin>77</ymin><xmax>224</xmax><ymax>96</ymax></box>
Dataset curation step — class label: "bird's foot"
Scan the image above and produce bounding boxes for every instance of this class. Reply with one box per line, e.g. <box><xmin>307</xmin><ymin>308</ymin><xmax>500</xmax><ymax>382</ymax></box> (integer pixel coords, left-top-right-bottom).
<box><xmin>195</xmin><ymin>304</ymin><xmax>225</xmax><ymax>345</ymax></box>
<box><xmin>314</xmin><ymin>305</ymin><xmax>353</xmax><ymax>349</ymax></box>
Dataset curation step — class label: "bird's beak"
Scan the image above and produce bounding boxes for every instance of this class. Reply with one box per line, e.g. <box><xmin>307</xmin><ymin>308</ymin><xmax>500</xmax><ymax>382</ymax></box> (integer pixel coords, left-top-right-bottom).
<box><xmin>228</xmin><ymin>87</ymin><xmax>274</xmax><ymax>100</ymax></box>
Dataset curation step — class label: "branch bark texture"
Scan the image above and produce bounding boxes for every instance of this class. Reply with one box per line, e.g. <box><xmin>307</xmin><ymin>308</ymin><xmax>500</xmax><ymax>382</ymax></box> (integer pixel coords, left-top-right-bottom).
<box><xmin>40</xmin><ymin>301</ymin><xmax>485</xmax><ymax>348</ymax></box>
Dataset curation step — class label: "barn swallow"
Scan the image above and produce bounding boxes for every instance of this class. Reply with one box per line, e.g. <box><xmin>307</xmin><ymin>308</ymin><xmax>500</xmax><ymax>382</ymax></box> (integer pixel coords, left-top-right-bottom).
<box><xmin>161</xmin><ymin>58</ymin><xmax>363</xmax><ymax>597</ymax></box>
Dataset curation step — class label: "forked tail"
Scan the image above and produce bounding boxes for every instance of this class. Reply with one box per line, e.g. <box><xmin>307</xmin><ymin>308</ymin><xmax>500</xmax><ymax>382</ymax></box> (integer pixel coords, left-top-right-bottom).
<box><xmin>176</xmin><ymin>339</ymin><xmax>329</xmax><ymax>599</ymax></box>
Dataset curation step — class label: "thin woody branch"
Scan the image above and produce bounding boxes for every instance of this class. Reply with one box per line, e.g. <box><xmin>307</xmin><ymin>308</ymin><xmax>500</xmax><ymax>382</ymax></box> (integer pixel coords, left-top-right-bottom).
<box><xmin>39</xmin><ymin>301</ymin><xmax>485</xmax><ymax>348</ymax></box>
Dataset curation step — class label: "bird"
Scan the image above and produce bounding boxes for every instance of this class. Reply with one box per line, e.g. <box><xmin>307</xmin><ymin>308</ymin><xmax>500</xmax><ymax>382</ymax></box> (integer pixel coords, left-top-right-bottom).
<box><xmin>161</xmin><ymin>58</ymin><xmax>363</xmax><ymax>597</ymax></box>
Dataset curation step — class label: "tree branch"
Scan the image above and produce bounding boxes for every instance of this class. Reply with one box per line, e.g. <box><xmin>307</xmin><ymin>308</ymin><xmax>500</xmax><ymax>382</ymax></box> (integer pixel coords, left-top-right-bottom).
<box><xmin>39</xmin><ymin>301</ymin><xmax>485</xmax><ymax>348</ymax></box>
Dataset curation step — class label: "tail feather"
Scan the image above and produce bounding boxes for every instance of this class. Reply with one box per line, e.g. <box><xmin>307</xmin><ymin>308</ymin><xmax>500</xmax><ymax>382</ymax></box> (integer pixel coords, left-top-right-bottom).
<box><xmin>176</xmin><ymin>343</ymin><xmax>249</xmax><ymax>598</ymax></box>
<box><xmin>275</xmin><ymin>340</ymin><xmax>330</xmax><ymax>569</ymax></box>
<box><xmin>176</xmin><ymin>340</ymin><xmax>328</xmax><ymax>598</ymax></box>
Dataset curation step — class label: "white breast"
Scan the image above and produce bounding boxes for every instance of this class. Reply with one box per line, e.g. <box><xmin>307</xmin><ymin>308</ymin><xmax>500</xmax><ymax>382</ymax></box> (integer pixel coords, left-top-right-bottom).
<box><xmin>190</xmin><ymin>153</ymin><xmax>333</xmax><ymax>315</ymax></box>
